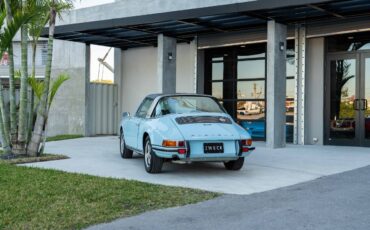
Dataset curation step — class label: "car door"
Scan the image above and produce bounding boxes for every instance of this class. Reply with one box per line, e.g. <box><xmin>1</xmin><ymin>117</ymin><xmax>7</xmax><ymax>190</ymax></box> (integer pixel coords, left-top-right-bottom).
<box><xmin>125</xmin><ymin>98</ymin><xmax>153</xmax><ymax>149</ymax></box>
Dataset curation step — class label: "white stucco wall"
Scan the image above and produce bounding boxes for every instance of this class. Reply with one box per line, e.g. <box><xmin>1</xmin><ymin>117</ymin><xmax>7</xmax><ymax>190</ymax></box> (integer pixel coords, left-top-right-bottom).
<box><xmin>176</xmin><ymin>43</ymin><xmax>197</xmax><ymax>93</ymax></box>
<box><xmin>305</xmin><ymin>37</ymin><xmax>325</xmax><ymax>145</ymax></box>
<box><xmin>120</xmin><ymin>43</ymin><xmax>196</xmax><ymax>114</ymax></box>
<box><xmin>121</xmin><ymin>46</ymin><xmax>158</xmax><ymax>115</ymax></box>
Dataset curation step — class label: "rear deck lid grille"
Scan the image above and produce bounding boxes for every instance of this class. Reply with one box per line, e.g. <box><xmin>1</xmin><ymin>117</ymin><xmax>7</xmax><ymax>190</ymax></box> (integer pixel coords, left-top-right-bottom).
<box><xmin>175</xmin><ymin>116</ymin><xmax>232</xmax><ymax>125</ymax></box>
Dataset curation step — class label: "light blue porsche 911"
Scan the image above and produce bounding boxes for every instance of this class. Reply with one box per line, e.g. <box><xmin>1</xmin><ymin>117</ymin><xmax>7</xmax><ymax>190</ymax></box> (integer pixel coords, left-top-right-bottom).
<box><xmin>119</xmin><ymin>94</ymin><xmax>255</xmax><ymax>173</ymax></box>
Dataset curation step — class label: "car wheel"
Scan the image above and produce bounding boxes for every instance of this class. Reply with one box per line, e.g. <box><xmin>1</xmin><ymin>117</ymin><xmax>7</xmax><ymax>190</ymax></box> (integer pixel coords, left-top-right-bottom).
<box><xmin>144</xmin><ymin>137</ymin><xmax>163</xmax><ymax>173</ymax></box>
<box><xmin>120</xmin><ymin>131</ymin><xmax>133</xmax><ymax>159</ymax></box>
<box><xmin>224</xmin><ymin>157</ymin><xmax>245</xmax><ymax>170</ymax></box>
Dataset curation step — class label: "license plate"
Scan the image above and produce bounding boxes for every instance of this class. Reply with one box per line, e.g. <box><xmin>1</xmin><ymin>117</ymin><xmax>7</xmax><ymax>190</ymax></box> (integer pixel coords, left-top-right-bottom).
<box><xmin>203</xmin><ymin>143</ymin><xmax>224</xmax><ymax>153</ymax></box>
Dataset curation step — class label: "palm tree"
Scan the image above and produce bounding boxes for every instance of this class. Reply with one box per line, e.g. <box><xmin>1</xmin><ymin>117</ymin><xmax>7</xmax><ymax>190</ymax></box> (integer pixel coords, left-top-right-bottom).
<box><xmin>28</xmin><ymin>0</ymin><xmax>73</xmax><ymax>156</ymax></box>
<box><xmin>0</xmin><ymin>2</ymin><xmax>38</xmax><ymax>154</ymax></box>
<box><xmin>27</xmin><ymin>0</ymin><xmax>49</xmax><ymax>142</ymax></box>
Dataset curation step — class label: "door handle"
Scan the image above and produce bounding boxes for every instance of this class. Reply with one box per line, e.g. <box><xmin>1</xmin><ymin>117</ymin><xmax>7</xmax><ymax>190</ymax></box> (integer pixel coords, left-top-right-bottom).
<box><xmin>364</xmin><ymin>99</ymin><xmax>368</xmax><ymax>111</ymax></box>
<box><xmin>353</xmin><ymin>99</ymin><xmax>360</xmax><ymax>110</ymax></box>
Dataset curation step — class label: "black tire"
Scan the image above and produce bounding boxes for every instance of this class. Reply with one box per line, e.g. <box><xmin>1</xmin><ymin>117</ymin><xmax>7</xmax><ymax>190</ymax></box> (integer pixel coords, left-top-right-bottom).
<box><xmin>144</xmin><ymin>137</ymin><xmax>163</xmax><ymax>173</ymax></box>
<box><xmin>120</xmin><ymin>131</ymin><xmax>133</xmax><ymax>159</ymax></box>
<box><xmin>224</xmin><ymin>157</ymin><xmax>245</xmax><ymax>170</ymax></box>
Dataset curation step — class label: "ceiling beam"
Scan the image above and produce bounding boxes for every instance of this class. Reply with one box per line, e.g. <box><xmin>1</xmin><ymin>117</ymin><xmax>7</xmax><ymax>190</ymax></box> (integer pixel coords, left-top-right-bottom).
<box><xmin>307</xmin><ymin>4</ymin><xmax>345</xmax><ymax>19</ymax></box>
<box><xmin>241</xmin><ymin>11</ymin><xmax>273</xmax><ymax>21</ymax></box>
<box><xmin>177</xmin><ymin>19</ymin><xmax>228</xmax><ymax>33</ymax></box>
<box><xmin>120</xmin><ymin>25</ymin><xmax>193</xmax><ymax>43</ymax></box>
<box><xmin>79</xmin><ymin>31</ymin><xmax>156</xmax><ymax>46</ymax></box>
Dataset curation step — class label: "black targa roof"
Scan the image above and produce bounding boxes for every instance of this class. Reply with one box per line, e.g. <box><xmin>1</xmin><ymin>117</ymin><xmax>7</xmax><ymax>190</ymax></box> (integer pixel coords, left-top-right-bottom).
<box><xmin>44</xmin><ymin>0</ymin><xmax>370</xmax><ymax>49</ymax></box>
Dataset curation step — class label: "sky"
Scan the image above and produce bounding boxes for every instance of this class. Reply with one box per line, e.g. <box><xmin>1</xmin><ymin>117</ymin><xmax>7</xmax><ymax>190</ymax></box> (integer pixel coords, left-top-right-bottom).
<box><xmin>73</xmin><ymin>0</ymin><xmax>116</xmax><ymax>82</ymax></box>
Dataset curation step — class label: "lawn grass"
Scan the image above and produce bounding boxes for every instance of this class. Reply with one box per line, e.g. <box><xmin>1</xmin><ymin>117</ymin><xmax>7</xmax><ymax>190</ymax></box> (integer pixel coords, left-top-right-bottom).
<box><xmin>46</xmin><ymin>134</ymin><xmax>84</xmax><ymax>142</ymax></box>
<box><xmin>0</xmin><ymin>164</ymin><xmax>219</xmax><ymax>229</ymax></box>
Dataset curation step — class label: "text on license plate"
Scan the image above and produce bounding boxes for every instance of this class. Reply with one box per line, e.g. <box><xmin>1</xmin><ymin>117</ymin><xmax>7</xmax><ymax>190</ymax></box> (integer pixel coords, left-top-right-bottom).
<box><xmin>203</xmin><ymin>143</ymin><xmax>224</xmax><ymax>153</ymax></box>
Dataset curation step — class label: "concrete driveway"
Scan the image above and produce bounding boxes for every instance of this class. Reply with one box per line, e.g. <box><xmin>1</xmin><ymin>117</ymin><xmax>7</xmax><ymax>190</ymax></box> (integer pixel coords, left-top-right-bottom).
<box><xmin>25</xmin><ymin>136</ymin><xmax>370</xmax><ymax>195</ymax></box>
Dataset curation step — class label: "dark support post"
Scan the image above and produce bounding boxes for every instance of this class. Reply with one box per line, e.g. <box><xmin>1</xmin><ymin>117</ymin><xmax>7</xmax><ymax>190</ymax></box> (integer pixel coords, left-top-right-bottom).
<box><xmin>157</xmin><ymin>34</ymin><xmax>177</xmax><ymax>94</ymax></box>
<box><xmin>266</xmin><ymin>20</ymin><xmax>287</xmax><ymax>148</ymax></box>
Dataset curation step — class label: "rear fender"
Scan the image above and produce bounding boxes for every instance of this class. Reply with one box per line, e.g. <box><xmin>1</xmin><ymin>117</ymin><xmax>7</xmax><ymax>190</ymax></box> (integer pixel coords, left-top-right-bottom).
<box><xmin>138</xmin><ymin>118</ymin><xmax>184</xmax><ymax>151</ymax></box>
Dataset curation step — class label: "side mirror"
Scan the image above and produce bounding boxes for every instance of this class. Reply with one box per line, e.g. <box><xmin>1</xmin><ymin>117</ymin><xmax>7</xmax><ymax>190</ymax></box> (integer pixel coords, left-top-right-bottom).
<box><xmin>122</xmin><ymin>112</ymin><xmax>130</xmax><ymax>117</ymax></box>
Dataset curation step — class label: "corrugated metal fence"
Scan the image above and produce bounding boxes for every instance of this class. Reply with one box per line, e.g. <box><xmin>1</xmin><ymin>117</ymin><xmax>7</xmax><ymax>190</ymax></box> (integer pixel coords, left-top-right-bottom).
<box><xmin>89</xmin><ymin>83</ymin><xmax>118</xmax><ymax>135</ymax></box>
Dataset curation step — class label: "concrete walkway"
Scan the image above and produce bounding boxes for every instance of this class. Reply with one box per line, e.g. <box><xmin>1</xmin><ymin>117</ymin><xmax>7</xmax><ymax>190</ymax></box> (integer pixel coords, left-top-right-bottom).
<box><xmin>25</xmin><ymin>136</ymin><xmax>370</xmax><ymax>195</ymax></box>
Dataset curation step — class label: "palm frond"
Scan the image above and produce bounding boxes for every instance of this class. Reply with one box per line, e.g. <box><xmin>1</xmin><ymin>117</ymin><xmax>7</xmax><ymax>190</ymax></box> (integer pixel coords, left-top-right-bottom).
<box><xmin>53</xmin><ymin>0</ymin><xmax>74</xmax><ymax>19</ymax></box>
<box><xmin>14</xmin><ymin>69</ymin><xmax>21</xmax><ymax>78</ymax></box>
<box><xmin>0</xmin><ymin>9</ymin><xmax>6</xmax><ymax>27</ymax></box>
<box><xmin>48</xmin><ymin>73</ymin><xmax>70</xmax><ymax>108</ymax></box>
<box><xmin>27</xmin><ymin>0</ymin><xmax>50</xmax><ymax>39</ymax></box>
<box><xmin>28</xmin><ymin>77</ymin><xmax>44</xmax><ymax>101</ymax></box>
<box><xmin>0</xmin><ymin>10</ymin><xmax>37</xmax><ymax>54</ymax></box>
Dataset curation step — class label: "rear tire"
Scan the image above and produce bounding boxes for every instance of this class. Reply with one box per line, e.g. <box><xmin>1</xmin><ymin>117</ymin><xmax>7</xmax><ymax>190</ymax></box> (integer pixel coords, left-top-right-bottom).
<box><xmin>120</xmin><ymin>131</ymin><xmax>133</xmax><ymax>159</ymax></box>
<box><xmin>144</xmin><ymin>137</ymin><xmax>163</xmax><ymax>173</ymax></box>
<box><xmin>224</xmin><ymin>157</ymin><xmax>244</xmax><ymax>170</ymax></box>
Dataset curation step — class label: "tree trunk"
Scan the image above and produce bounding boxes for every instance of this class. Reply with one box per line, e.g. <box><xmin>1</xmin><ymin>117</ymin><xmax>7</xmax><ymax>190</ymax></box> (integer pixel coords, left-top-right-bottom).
<box><xmin>17</xmin><ymin>9</ymin><xmax>29</xmax><ymax>155</ymax></box>
<box><xmin>27</xmin><ymin>42</ymin><xmax>37</xmax><ymax>144</ymax></box>
<box><xmin>4</xmin><ymin>0</ymin><xmax>17</xmax><ymax>148</ymax></box>
<box><xmin>0</xmin><ymin>84</ymin><xmax>11</xmax><ymax>155</ymax></box>
<box><xmin>28</xmin><ymin>8</ymin><xmax>56</xmax><ymax>156</ymax></box>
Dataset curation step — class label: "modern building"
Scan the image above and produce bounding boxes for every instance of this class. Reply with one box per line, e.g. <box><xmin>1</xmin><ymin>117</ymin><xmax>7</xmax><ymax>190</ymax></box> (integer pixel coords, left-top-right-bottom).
<box><xmin>46</xmin><ymin>0</ymin><xmax>370</xmax><ymax>148</ymax></box>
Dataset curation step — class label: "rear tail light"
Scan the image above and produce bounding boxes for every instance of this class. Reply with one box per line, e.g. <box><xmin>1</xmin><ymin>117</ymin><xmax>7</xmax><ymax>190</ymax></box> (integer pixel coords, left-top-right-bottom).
<box><xmin>178</xmin><ymin>141</ymin><xmax>185</xmax><ymax>147</ymax></box>
<box><xmin>178</xmin><ymin>149</ymin><xmax>187</xmax><ymax>154</ymax></box>
<box><xmin>241</xmin><ymin>139</ymin><xmax>252</xmax><ymax>146</ymax></box>
<box><xmin>162</xmin><ymin>140</ymin><xmax>178</xmax><ymax>147</ymax></box>
<box><xmin>242</xmin><ymin>147</ymin><xmax>250</xmax><ymax>153</ymax></box>
<box><xmin>162</xmin><ymin>140</ymin><xmax>186</xmax><ymax>148</ymax></box>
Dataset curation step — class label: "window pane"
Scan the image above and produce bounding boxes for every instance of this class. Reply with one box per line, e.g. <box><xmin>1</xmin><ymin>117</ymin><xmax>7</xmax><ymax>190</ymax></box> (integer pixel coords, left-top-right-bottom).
<box><xmin>286</xmin><ymin>99</ymin><xmax>294</xmax><ymax>143</ymax></box>
<box><xmin>222</xmin><ymin>101</ymin><xmax>235</xmax><ymax>117</ymax></box>
<box><xmin>286</xmin><ymin>78</ymin><xmax>295</xmax><ymax>99</ymax></box>
<box><xmin>154</xmin><ymin>96</ymin><xmax>224</xmax><ymax>116</ymax></box>
<box><xmin>237</xmin><ymin>101</ymin><xmax>266</xmax><ymax>140</ymax></box>
<box><xmin>212</xmin><ymin>57</ymin><xmax>224</xmax><ymax>80</ymax></box>
<box><xmin>237</xmin><ymin>81</ymin><xmax>265</xmax><ymax>100</ymax></box>
<box><xmin>286</xmin><ymin>49</ymin><xmax>295</xmax><ymax>77</ymax></box>
<box><xmin>329</xmin><ymin>59</ymin><xmax>356</xmax><ymax>139</ymax></box>
<box><xmin>238</xmin><ymin>53</ymin><xmax>265</xmax><ymax>59</ymax></box>
<box><xmin>327</xmin><ymin>33</ymin><xmax>370</xmax><ymax>52</ymax></box>
<box><xmin>237</xmin><ymin>101</ymin><xmax>265</xmax><ymax>120</ymax></box>
<box><xmin>212</xmin><ymin>82</ymin><xmax>223</xmax><ymax>100</ymax></box>
<box><xmin>237</xmin><ymin>59</ymin><xmax>265</xmax><ymax>79</ymax></box>
<box><xmin>136</xmin><ymin>98</ymin><xmax>153</xmax><ymax>118</ymax></box>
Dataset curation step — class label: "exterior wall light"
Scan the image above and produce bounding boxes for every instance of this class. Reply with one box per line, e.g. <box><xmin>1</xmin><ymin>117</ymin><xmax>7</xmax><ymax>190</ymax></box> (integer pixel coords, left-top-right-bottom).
<box><xmin>279</xmin><ymin>42</ymin><xmax>285</xmax><ymax>51</ymax></box>
<box><xmin>168</xmin><ymin>52</ymin><xmax>173</xmax><ymax>61</ymax></box>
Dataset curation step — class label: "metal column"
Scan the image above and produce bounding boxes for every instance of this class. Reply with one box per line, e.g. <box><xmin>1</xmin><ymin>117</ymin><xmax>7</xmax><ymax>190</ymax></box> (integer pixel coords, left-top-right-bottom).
<box><xmin>266</xmin><ymin>20</ymin><xmax>287</xmax><ymax>149</ymax></box>
<box><xmin>294</xmin><ymin>25</ymin><xmax>306</xmax><ymax>145</ymax></box>
<box><xmin>157</xmin><ymin>34</ymin><xmax>177</xmax><ymax>94</ymax></box>
<box><xmin>84</xmin><ymin>44</ymin><xmax>92</xmax><ymax>137</ymax></box>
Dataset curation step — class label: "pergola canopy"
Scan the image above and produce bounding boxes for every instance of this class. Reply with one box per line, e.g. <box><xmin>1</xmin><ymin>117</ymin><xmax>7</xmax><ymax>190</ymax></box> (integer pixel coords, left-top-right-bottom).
<box><xmin>44</xmin><ymin>0</ymin><xmax>370</xmax><ymax>49</ymax></box>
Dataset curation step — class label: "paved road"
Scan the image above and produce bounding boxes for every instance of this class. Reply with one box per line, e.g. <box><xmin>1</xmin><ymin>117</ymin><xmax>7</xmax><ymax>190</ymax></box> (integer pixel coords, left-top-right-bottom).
<box><xmin>88</xmin><ymin>166</ymin><xmax>370</xmax><ymax>230</ymax></box>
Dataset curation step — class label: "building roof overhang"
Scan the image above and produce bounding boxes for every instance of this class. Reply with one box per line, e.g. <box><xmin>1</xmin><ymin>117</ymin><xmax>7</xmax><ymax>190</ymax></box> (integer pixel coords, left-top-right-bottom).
<box><xmin>43</xmin><ymin>0</ymin><xmax>370</xmax><ymax>49</ymax></box>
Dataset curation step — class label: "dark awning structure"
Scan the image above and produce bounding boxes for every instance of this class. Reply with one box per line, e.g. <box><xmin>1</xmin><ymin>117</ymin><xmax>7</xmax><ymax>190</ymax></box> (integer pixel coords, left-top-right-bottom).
<box><xmin>44</xmin><ymin>0</ymin><xmax>370</xmax><ymax>49</ymax></box>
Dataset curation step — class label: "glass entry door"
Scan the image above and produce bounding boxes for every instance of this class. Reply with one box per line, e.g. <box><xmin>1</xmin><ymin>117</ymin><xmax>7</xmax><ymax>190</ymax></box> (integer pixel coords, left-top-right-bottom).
<box><xmin>361</xmin><ymin>54</ymin><xmax>370</xmax><ymax>146</ymax></box>
<box><xmin>326</xmin><ymin>53</ymin><xmax>370</xmax><ymax>146</ymax></box>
